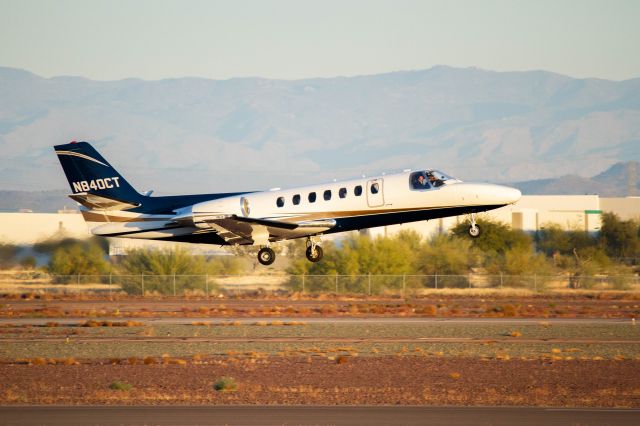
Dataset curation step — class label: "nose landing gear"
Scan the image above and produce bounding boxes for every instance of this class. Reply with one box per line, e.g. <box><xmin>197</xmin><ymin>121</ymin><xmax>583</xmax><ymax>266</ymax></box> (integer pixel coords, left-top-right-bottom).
<box><xmin>468</xmin><ymin>212</ymin><xmax>481</xmax><ymax>238</ymax></box>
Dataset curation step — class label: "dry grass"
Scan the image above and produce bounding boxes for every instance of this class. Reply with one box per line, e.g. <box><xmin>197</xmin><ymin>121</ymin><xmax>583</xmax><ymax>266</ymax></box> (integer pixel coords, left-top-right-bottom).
<box><xmin>419</xmin><ymin>288</ymin><xmax>534</xmax><ymax>297</ymax></box>
<box><xmin>143</xmin><ymin>356</ymin><xmax>157</xmax><ymax>365</ymax></box>
<box><xmin>336</xmin><ymin>355</ymin><xmax>349</xmax><ymax>364</ymax></box>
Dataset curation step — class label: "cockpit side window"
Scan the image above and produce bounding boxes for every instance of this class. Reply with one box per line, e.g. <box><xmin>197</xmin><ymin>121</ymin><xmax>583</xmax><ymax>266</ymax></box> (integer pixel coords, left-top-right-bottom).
<box><xmin>410</xmin><ymin>172</ymin><xmax>431</xmax><ymax>190</ymax></box>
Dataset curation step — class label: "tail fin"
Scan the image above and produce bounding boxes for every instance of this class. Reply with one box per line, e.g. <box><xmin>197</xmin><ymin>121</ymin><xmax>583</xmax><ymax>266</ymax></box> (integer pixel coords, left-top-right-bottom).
<box><xmin>54</xmin><ymin>141</ymin><xmax>143</xmax><ymax>208</ymax></box>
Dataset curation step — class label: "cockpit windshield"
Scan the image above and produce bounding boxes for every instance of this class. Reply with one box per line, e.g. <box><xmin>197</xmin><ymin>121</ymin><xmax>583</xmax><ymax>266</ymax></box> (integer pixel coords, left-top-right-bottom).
<box><xmin>409</xmin><ymin>170</ymin><xmax>457</xmax><ymax>190</ymax></box>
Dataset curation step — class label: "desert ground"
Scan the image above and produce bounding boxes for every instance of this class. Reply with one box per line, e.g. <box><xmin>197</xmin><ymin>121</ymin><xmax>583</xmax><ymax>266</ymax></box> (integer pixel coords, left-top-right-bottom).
<box><xmin>1</xmin><ymin>291</ymin><xmax>639</xmax><ymax>407</ymax></box>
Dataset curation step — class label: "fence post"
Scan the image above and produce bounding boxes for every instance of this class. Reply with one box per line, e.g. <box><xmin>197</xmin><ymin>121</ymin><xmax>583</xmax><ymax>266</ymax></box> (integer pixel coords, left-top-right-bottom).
<box><xmin>205</xmin><ymin>274</ymin><xmax>209</xmax><ymax>299</ymax></box>
<box><xmin>368</xmin><ymin>273</ymin><xmax>371</xmax><ymax>296</ymax></box>
<box><xmin>141</xmin><ymin>273</ymin><xmax>145</xmax><ymax>296</ymax></box>
<box><xmin>302</xmin><ymin>274</ymin><xmax>305</xmax><ymax>294</ymax></box>
<box><xmin>402</xmin><ymin>274</ymin><xmax>406</xmax><ymax>298</ymax></box>
<box><xmin>468</xmin><ymin>273</ymin><xmax>471</xmax><ymax>289</ymax></box>
<box><xmin>77</xmin><ymin>274</ymin><xmax>80</xmax><ymax>286</ymax></box>
<box><xmin>435</xmin><ymin>273</ymin><xmax>438</xmax><ymax>290</ymax></box>
<box><xmin>173</xmin><ymin>274</ymin><xmax>176</xmax><ymax>296</ymax></box>
<box><xmin>109</xmin><ymin>273</ymin><xmax>112</xmax><ymax>298</ymax></box>
<box><xmin>534</xmin><ymin>274</ymin><xmax>537</xmax><ymax>292</ymax></box>
<box><xmin>335</xmin><ymin>273</ymin><xmax>339</xmax><ymax>294</ymax></box>
<box><xmin>500</xmin><ymin>272</ymin><xmax>503</xmax><ymax>289</ymax></box>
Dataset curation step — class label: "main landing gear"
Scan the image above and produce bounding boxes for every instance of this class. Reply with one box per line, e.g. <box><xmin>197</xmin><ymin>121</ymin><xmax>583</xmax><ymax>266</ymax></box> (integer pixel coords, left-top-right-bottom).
<box><xmin>468</xmin><ymin>212</ymin><xmax>481</xmax><ymax>238</ymax></box>
<box><xmin>305</xmin><ymin>236</ymin><xmax>323</xmax><ymax>263</ymax></box>
<box><xmin>257</xmin><ymin>247</ymin><xmax>276</xmax><ymax>266</ymax></box>
<box><xmin>256</xmin><ymin>236</ymin><xmax>324</xmax><ymax>265</ymax></box>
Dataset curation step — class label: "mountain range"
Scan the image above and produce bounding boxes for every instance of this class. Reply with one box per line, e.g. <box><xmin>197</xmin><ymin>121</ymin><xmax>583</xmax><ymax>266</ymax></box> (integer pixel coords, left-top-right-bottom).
<box><xmin>0</xmin><ymin>65</ymin><xmax>639</xmax><ymax>196</ymax></box>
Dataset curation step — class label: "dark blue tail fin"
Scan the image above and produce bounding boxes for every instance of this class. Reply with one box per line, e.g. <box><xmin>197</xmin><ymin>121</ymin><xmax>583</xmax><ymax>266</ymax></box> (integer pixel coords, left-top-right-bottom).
<box><xmin>54</xmin><ymin>141</ymin><xmax>143</xmax><ymax>204</ymax></box>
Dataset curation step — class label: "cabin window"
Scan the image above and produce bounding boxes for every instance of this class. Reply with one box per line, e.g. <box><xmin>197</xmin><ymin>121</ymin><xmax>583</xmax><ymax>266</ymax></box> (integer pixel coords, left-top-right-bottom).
<box><xmin>323</xmin><ymin>190</ymin><xmax>332</xmax><ymax>201</ymax></box>
<box><xmin>308</xmin><ymin>192</ymin><xmax>316</xmax><ymax>203</ymax></box>
<box><xmin>292</xmin><ymin>194</ymin><xmax>300</xmax><ymax>205</ymax></box>
<box><xmin>370</xmin><ymin>183</ymin><xmax>379</xmax><ymax>194</ymax></box>
<box><xmin>276</xmin><ymin>197</ymin><xmax>284</xmax><ymax>208</ymax></box>
<box><xmin>354</xmin><ymin>185</ymin><xmax>362</xmax><ymax>196</ymax></box>
<box><xmin>339</xmin><ymin>187</ymin><xmax>347</xmax><ymax>199</ymax></box>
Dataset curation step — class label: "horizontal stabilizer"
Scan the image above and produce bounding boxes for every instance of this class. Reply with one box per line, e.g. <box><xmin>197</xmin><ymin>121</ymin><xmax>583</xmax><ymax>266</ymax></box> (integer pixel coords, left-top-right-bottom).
<box><xmin>69</xmin><ymin>192</ymin><xmax>141</xmax><ymax>211</ymax></box>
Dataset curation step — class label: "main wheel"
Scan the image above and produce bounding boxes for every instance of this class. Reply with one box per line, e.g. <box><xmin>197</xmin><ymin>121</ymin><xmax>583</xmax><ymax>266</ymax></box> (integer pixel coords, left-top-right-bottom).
<box><xmin>257</xmin><ymin>247</ymin><xmax>276</xmax><ymax>265</ymax></box>
<box><xmin>468</xmin><ymin>224</ymin><xmax>481</xmax><ymax>238</ymax></box>
<box><xmin>305</xmin><ymin>245</ymin><xmax>323</xmax><ymax>263</ymax></box>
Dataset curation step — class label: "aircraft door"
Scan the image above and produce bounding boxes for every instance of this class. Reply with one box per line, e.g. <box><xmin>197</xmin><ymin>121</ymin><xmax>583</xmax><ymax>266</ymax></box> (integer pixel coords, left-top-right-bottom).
<box><xmin>366</xmin><ymin>179</ymin><xmax>384</xmax><ymax>207</ymax></box>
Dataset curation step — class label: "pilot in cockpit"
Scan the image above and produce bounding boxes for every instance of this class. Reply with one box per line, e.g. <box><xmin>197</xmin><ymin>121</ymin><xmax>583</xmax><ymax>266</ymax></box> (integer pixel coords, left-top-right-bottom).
<box><xmin>412</xmin><ymin>173</ymin><xmax>430</xmax><ymax>189</ymax></box>
<box><xmin>427</xmin><ymin>172</ymin><xmax>444</xmax><ymax>187</ymax></box>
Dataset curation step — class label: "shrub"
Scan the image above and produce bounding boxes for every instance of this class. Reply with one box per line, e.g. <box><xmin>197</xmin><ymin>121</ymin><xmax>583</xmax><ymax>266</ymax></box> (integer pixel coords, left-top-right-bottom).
<box><xmin>48</xmin><ymin>238</ymin><xmax>109</xmax><ymax>276</ymax></box>
<box><xmin>213</xmin><ymin>376</ymin><xmax>237</xmax><ymax>391</ymax></box>
<box><xmin>143</xmin><ymin>356</ymin><xmax>157</xmax><ymax>365</ymax></box>
<box><xmin>600</xmin><ymin>213</ymin><xmax>640</xmax><ymax>258</ymax></box>
<box><xmin>109</xmin><ymin>381</ymin><xmax>133</xmax><ymax>391</ymax></box>
<box><xmin>0</xmin><ymin>242</ymin><xmax>18</xmax><ymax>268</ymax></box>
<box><xmin>451</xmin><ymin>218</ymin><xmax>531</xmax><ymax>256</ymax></box>
<box><xmin>415</xmin><ymin>234</ymin><xmax>477</xmax><ymax>276</ymax></box>
<box><xmin>116</xmin><ymin>247</ymin><xmax>243</xmax><ymax>295</ymax></box>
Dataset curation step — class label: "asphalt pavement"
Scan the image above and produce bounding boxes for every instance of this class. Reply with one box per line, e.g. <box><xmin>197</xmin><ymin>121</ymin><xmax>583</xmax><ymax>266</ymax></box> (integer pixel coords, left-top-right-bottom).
<box><xmin>1</xmin><ymin>406</ymin><xmax>639</xmax><ymax>426</ymax></box>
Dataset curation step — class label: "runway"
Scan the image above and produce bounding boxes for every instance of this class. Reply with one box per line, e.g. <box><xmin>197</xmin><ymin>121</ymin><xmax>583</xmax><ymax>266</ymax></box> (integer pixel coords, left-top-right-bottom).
<box><xmin>2</xmin><ymin>406</ymin><xmax>639</xmax><ymax>426</ymax></box>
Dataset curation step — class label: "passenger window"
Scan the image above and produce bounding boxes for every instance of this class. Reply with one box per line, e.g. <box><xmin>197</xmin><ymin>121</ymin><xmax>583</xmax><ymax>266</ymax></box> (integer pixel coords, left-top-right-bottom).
<box><xmin>308</xmin><ymin>192</ymin><xmax>316</xmax><ymax>203</ymax></box>
<box><xmin>339</xmin><ymin>187</ymin><xmax>347</xmax><ymax>199</ymax></box>
<box><xmin>354</xmin><ymin>185</ymin><xmax>362</xmax><ymax>196</ymax></box>
<box><xmin>371</xmin><ymin>183</ymin><xmax>379</xmax><ymax>194</ymax></box>
<box><xmin>292</xmin><ymin>194</ymin><xmax>300</xmax><ymax>205</ymax></box>
<box><xmin>276</xmin><ymin>197</ymin><xmax>284</xmax><ymax>208</ymax></box>
<box><xmin>323</xmin><ymin>190</ymin><xmax>331</xmax><ymax>201</ymax></box>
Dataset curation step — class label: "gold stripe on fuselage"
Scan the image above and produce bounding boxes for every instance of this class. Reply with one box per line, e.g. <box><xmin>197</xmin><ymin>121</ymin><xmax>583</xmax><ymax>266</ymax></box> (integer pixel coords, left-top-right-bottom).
<box><xmin>83</xmin><ymin>205</ymin><xmax>465</xmax><ymax>225</ymax></box>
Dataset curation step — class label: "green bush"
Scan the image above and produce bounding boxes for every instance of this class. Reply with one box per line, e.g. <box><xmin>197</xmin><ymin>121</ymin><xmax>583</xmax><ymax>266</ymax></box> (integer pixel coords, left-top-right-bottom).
<box><xmin>415</xmin><ymin>234</ymin><xmax>477</xmax><ymax>275</ymax></box>
<box><xmin>109</xmin><ymin>380</ymin><xmax>133</xmax><ymax>391</ymax></box>
<box><xmin>116</xmin><ymin>247</ymin><xmax>244</xmax><ymax>295</ymax></box>
<box><xmin>213</xmin><ymin>376</ymin><xmax>237</xmax><ymax>391</ymax></box>
<box><xmin>537</xmin><ymin>224</ymin><xmax>598</xmax><ymax>256</ymax></box>
<box><xmin>48</xmin><ymin>238</ymin><xmax>109</xmax><ymax>277</ymax></box>
<box><xmin>0</xmin><ymin>242</ymin><xmax>18</xmax><ymax>268</ymax></box>
<box><xmin>600</xmin><ymin>213</ymin><xmax>640</xmax><ymax>258</ymax></box>
<box><xmin>285</xmin><ymin>233</ymin><xmax>420</xmax><ymax>293</ymax></box>
<box><xmin>451</xmin><ymin>218</ymin><xmax>531</xmax><ymax>256</ymax></box>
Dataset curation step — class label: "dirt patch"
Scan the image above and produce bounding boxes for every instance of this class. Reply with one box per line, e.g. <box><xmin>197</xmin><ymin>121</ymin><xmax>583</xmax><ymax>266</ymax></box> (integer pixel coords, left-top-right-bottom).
<box><xmin>1</xmin><ymin>357</ymin><xmax>639</xmax><ymax>407</ymax></box>
<box><xmin>2</xmin><ymin>293</ymin><xmax>640</xmax><ymax>319</ymax></box>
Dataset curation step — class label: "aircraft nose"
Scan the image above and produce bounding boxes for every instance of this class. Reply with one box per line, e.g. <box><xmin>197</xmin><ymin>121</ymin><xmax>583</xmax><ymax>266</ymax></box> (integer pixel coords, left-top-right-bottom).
<box><xmin>499</xmin><ymin>185</ymin><xmax>521</xmax><ymax>204</ymax></box>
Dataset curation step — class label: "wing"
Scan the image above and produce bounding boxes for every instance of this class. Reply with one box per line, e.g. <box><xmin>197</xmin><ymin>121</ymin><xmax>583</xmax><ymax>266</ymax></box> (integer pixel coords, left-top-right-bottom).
<box><xmin>175</xmin><ymin>213</ymin><xmax>336</xmax><ymax>245</ymax></box>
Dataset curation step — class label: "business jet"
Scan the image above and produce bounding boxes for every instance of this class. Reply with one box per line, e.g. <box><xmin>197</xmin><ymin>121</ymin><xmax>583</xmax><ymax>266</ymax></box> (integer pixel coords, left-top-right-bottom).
<box><xmin>54</xmin><ymin>141</ymin><xmax>521</xmax><ymax>265</ymax></box>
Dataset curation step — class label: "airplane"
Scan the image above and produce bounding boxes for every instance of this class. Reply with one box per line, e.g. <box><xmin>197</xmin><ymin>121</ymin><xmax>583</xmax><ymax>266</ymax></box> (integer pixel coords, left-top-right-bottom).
<box><xmin>54</xmin><ymin>141</ymin><xmax>521</xmax><ymax>265</ymax></box>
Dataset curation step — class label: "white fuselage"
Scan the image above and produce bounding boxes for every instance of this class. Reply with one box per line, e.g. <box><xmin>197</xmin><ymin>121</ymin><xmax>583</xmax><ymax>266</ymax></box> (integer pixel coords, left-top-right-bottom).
<box><xmin>85</xmin><ymin>170</ymin><xmax>521</xmax><ymax>244</ymax></box>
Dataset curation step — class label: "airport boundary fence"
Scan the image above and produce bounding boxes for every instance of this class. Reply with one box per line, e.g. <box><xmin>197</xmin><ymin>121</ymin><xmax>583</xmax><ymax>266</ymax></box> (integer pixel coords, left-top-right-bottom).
<box><xmin>1</xmin><ymin>271</ymin><xmax>640</xmax><ymax>296</ymax></box>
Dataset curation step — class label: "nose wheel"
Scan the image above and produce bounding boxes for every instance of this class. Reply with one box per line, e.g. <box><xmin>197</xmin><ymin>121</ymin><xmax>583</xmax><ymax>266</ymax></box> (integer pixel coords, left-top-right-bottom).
<box><xmin>468</xmin><ymin>212</ymin><xmax>481</xmax><ymax>238</ymax></box>
<box><xmin>257</xmin><ymin>247</ymin><xmax>276</xmax><ymax>265</ymax></box>
<box><xmin>305</xmin><ymin>236</ymin><xmax>323</xmax><ymax>262</ymax></box>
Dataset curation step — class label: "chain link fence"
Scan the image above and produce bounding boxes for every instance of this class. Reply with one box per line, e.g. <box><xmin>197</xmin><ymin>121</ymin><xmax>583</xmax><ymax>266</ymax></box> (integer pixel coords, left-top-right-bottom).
<box><xmin>1</xmin><ymin>271</ymin><xmax>639</xmax><ymax>296</ymax></box>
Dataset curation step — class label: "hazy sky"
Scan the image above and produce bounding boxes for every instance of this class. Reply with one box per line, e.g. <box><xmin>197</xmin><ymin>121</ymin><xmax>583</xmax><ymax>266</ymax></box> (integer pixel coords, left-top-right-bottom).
<box><xmin>1</xmin><ymin>0</ymin><xmax>639</xmax><ymax>81</ymax></box>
